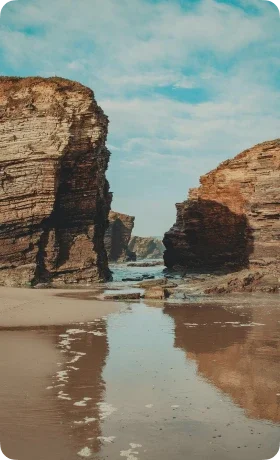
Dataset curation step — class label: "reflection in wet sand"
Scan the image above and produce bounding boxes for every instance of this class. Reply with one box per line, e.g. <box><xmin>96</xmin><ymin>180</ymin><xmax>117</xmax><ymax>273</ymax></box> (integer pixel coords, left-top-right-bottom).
<box><xmin>0</xmin><ymin>319</ymin><xmax>110</xmax><ymax>460</ymax></box>
<box><xmin>164</xmin><ymin>303</ymin><xmax>280</xmax><ymax>423</ymax></box>
<box><xmin>0</xmin><ymin>330</ymin><xmax>74</xmax><ymax>460</ymax></box>
<box><xmin>0</xmin><ymin>300</ymin><xmax>280</xmax><ymax>460</ymax></box>
<box><xmin>50</xmin><ymin>319</ymin><xmax>109</xmax><ymax>457</ymax></box>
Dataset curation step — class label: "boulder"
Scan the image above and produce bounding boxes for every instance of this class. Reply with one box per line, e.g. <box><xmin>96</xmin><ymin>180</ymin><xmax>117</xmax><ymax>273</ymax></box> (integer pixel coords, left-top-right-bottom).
<box><xmin>104</xmin><ymin>292</ymin><xmax>141</xmax><ymax>300</ymax></box>
<box><xmin>144</xmin><ymin>287</ymin><xmax>169</xmax><ymax>300</ymax></box>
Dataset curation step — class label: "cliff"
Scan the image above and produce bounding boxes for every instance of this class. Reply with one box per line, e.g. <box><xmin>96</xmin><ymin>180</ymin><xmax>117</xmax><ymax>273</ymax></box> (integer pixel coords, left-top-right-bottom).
<box><xmin>164</xmin><ymin>139</ymin><xmax>280</xmax><ymax>272</ymax></box>
<box><xmin>128</xmin><ymin>236</ymin><xmax>164</xmax><ymax>259</ymax></box>
<box><xmin>104</xmin><ymin>211</ymin><xmax>135</xmax><ymax>262</ymax></box>
<box><xmin>0</xmin><ymin>77</ymin><xmax>112</xmax><ymax>286</ymax></box>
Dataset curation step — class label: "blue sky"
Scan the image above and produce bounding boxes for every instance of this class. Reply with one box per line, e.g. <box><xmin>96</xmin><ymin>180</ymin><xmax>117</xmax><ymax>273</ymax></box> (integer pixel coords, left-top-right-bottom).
<box><xmin>1</xmin><ymin>0</ymin><xmax>280</xmax><ymax>235</ymax></box>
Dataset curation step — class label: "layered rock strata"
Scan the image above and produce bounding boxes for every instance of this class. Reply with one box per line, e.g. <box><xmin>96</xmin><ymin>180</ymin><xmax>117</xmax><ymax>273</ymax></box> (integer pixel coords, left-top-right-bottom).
<box><xmin>128</xmin><ymin>236</ymin><xmax>164</xmax><ymax>259</ymax></box>
<box><xmin>164</xmin><ymin>139</ymin><xmax>280</xmax><ymax>272</ymax></box>
<box><xmin>104</xmin><ymin>211</ymin><xmax>135</xmax><ymax>262</ymax></box>
<box><xmin>0</xmin><ymin>77</ymin><xmax>112</xmax><ymax>286</ymax></box>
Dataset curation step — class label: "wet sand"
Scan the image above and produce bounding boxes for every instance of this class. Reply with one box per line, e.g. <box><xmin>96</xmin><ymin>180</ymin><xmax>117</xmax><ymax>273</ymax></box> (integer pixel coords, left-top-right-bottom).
<box><xmin>0</xmin><ymin>290</ymin><xmax>279</xmax><ymax>460</ymax></box>
<box><xmin>0</xmin><ymin>287</ymin><xmax>123</xmax><ymax>327</ymax></box>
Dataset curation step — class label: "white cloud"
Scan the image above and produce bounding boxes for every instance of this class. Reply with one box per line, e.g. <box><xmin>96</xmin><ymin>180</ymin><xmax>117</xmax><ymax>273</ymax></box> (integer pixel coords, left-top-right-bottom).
<box><xmin>1</xmin><ymin>0</ymin><xmax>280</xmax><ymax>235</ymax></box>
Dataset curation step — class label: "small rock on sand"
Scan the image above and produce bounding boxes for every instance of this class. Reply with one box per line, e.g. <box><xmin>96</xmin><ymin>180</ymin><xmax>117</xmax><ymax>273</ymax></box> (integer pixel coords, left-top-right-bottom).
<box><xmin>104</xmin><ymin>292</ymin><xmax>141</xmax><ymax>301</ymax></box>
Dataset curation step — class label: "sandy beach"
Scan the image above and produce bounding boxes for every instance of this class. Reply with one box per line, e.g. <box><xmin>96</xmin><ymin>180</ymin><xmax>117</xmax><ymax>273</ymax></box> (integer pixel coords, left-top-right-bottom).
<box><xmin>0</xmin><ymin>294</ymin><xmax>279</xmax><ymax>460</ymax></box>
<box><xmin>0</xmin><ymin>287</ymin><xmax>123</xmax><ymax>328</ymax></box>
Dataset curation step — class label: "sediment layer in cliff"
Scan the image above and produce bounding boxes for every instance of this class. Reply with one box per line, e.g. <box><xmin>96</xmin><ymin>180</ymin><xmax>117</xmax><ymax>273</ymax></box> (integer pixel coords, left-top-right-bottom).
<box><xmin>164</xmin><ymin>139</ymin><xmax>280</xmax><ymax>271</ymax></box>
<box><xmin>104</xmin><ymin>211</ymin><xmax>135</xmax><ymax>262</ymax></box>
<box><xmin>128</xmin><ymin>236</ymin><xmax>164</xmax><ymax>259</ymax></box>
<box><xmin>0</xmin><ymin>76</ymin><xmax>112</xmax><ymax>286</ymax></box>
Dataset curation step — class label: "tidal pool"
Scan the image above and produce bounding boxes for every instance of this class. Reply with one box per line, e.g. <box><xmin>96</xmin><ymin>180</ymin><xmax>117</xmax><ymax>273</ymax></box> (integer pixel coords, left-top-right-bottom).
<box><xmin>0</xmin><ymin>299</ymin><xmax>279</xmax><ymax>460</ymax></box>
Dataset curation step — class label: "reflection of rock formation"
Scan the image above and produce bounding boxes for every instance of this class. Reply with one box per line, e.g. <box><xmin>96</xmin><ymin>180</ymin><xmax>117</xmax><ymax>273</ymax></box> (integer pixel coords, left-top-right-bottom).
<box><xmin>0</xmin><ymin>77</ymin><xmax>112</xmax><ymax>286</ymax></box>
<box><xmin>164</xmin><ymin>139</ymin><xmax>280</xmax><ymax>271</ymax></box>
<box><xmin>104</xmin><ymin>211</ymin><xmax>135</xmax><ymax>262</ymax></box>
<box><xmin>164</xmin><ymin>303</ymin><xmax>280</xmax><ymax>423</ymax></box>
<box><xmin>128</xmin><ymin>236</ymin><xmax>164</xmax><ymax>260</ymax></box>
<box><xmin>51</xmin><ymin>320</ymin><xmax>109</xmax><ymax>456</ymax></box>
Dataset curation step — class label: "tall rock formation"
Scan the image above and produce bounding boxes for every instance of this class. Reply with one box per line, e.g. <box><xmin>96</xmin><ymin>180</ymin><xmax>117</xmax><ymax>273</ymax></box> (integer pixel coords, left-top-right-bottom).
<box><xmin>0</xmin><ymin>77</ymin><xmax>112</xmax><ymax>286</ymax></box>
<box><xmin>104</xmin><ymin>211</ymin><xmax>135</xmax><ymax>262</ymax></box>
<box><xmin>128</xmin><ymin>236</ymin><xmax>164</xmax><ymax>259</ymax></box>
<box><xmin>164</xmin><ymin>139</ymin><xmax>280</xmax><ymax>271</ymax></box>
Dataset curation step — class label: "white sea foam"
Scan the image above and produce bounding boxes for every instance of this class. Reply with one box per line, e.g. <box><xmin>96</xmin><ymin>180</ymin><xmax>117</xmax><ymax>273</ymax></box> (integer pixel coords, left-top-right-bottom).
<box><xmin>74</xmin><ymin>417</ymin><xmax>96</xmax><ymax>425</ymax></box>
<box><xmin>120</xmin><ymin>444</ymin><xmax>142</xmax><ymax>460</ymax></box>
<box><xmin>97</xmin><ymin>436</ymin><xmax>116</xmax><ymax>443</ymax></box>
<box><xmin>74</xmin><ymin>400</ymin><xmax>87</xmax><ymax>407</ymax></box>
<box><xmin>56</xmin><ymin>370</ymin><xmax>69</xmax><ymax>383</ymax></box>
<box><xmin>97</xmin><ymin>402</ymin><xmax>117</xmax><ymax>419</ymax></box>
<box><xmin>68</xmin><ymin>355</ymin><xmax>81</xmax><ymax>364</ymax></box>
<box><xmin>77</xmin><ymin>447</ymin><xmax>92</xmax><ymax>457</ymax></box>
<box><xmin>57</xmin><ymin>392</ymin><xmax>71</xmax><ymax>401</ymax></box>
<box><xmin>66</xmin><ymin>329</ymin><xmax>87</xmax><ymax>335</ymax></box>
<box><xmin>88</xmin><ymin>331</ymin><xmax>106</xmax><ymax>336</ymax></box>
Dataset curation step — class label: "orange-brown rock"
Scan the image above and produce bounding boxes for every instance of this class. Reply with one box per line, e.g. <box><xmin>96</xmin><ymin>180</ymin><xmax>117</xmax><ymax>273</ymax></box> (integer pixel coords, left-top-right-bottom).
<box><xmin>144</xmin><ymin>286</ymin><xmax>169</xmax><ymax>300</ymax></box>
<box><xmin>164</xmin><ymin>139</ymin><xmax>280</xmax><ymax>271</ymax></box>
<box><xmin>0</xmin><ymin>77</ymin><xmax>112</xmax><ymax>286</ymax></box>
<box><xmin>104</xmin><ymin>211</ymin><xmax>135</xmax><ymax>262</ymax></box>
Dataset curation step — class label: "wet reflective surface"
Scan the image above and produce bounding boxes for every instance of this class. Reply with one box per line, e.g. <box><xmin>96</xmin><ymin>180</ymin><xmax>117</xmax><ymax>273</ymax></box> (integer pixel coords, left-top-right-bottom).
<box><xmin>109</xmin><ymin>261</ymin><xmax>165</xmax><ymax>283</ymax></box>
<box><xmin>0</xmin><ymin>300</ymin><xmax>280</xmax><ymax>460</ymax></box>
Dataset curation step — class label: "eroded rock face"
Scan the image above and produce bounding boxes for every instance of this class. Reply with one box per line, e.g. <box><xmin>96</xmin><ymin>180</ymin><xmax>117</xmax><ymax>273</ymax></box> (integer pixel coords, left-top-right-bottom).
<box><xmin>0</xmin><ymin>77</ymin><xmax>112</xmax><ymax>286</ymax></box>
<box><xmin>104</xmin><ymin>211</ymin><xmax>135</xmax><ymax>262</ymax></box>
<box><xmin>164</xmin><ymin>139</ymin><xmax>280</xmax><ymax>271</ymax></box>
<box><xmin>128</xmin><ymin>236</ymin><xmax>164</xmax><ymax>260</ymax></box>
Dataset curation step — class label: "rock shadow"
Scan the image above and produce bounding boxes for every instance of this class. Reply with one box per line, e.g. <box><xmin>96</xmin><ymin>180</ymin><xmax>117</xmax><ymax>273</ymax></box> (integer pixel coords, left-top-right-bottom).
<box><xmin>105</xmin><ymin>217</ymin><xmax>135</xmax><ymax>262</ymax></box>
<box><xmin>163</xmin><ymin>199</ymin><xmax>254</xmax><ymax>271</ymax></box>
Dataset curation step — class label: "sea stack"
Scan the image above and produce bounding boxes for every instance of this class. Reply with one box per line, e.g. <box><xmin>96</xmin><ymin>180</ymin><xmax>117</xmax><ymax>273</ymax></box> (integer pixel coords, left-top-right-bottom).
<box><xmin>164</xmin><ymin>139</ymin><xmax>280</xmax><ymax>272</ymax></box>
<box><xmin>128</xmin><ymin>236</ymin><xmax>164</xmax><ymax>260</ymax></box>
<box><xmin>104</xmin><ymin>211</ymin><xmax>135</xmax><ymax>262</ymax></box>
<box><xmin>0</xmin><ymin>77</ymin><xmax>112</xmax><ymax>286</ymax></box>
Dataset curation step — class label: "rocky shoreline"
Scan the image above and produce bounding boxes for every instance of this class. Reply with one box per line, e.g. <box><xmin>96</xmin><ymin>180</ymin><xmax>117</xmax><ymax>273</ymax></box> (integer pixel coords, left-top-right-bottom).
<box><xmin>0</xmin><ymin>76</ymin><xmax>279</xmax><ymax>294</ymax></box>
<box><xmin>102</xmin><ymin>265</ymin><xmax>280</xmax><ymax>302</ymax></box>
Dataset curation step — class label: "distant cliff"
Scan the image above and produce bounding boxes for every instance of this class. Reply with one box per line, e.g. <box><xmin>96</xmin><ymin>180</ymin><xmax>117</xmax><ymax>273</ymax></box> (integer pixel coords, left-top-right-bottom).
<box><xmin>0</xmin><ymin>77</ymin><xmax>112</xmax><ymax>286</ymax></box>
<box><xmin>104</xmin><ymin>211</ymin><xmax>135</xmax><ymax>262</ymax></box>
<box><xmin>128</xmin><ymin>236</ymin><xmax>164</xmax><ymax>259</ymax></box>
<box><xmin>164</xmin><ymin>139</ymin><xmax>280</xmax><ymax>273</ymax></box>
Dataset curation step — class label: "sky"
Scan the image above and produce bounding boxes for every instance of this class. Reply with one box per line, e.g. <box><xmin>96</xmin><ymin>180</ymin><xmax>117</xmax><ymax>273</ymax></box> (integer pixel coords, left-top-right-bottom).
<box><xmin>1</xmin><ymin>0</ymin><xmax>280</xmax><ymax>236</ymax></box>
